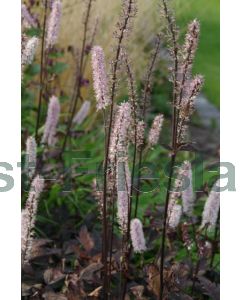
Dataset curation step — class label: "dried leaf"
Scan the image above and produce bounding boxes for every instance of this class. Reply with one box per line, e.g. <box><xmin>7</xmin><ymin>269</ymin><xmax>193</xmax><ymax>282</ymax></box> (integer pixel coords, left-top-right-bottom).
<box><xmin>168</xmin><ymin>292</ymin><xmax>193</xmax><ymax>300</ymax></box>
<box><xmin>65</xmin><ymin>274</ymin><xmax>87</xmax><ymax>299</ymax></box>
<box><xmin>42</xmin><ymin>291</ymin><xmax>67</xmax><ymax>300</ymax></box>
<box><xmin>147</xmin><ymin>264</ymin><xmax>161</xmax><ymax>297</ymax></box>
<box><xmin>43</xmin><ymin>268</ymin><xmax>65</xmax><ymax>288</ymax></box>
<box><xmin>88</xmin><ymin>286</ymin><xmax>103</xmax><ymax>297</ymax></box>
<box><xmin>78</xmin><ymin>225</ymin><xmax>94</xmax><ymax>252</ymax></box>
<box><xmin>130</xmin><ymin>285</ymin><xmax>146</xmax><ymax>299</ymax></box>
<box><xmin>65</xmin><ymin>289</ymin><xmax>86</xmax><ymax>300</ymax></box>
<box><xmin>197</xmin><ymin>276</ymin><xmax>220</xmax><ymax>300</ymax></box>
<box><xmin>30</xmin><ymin>238</ymin><xmax>55</xmax><ymax>259</ymax></box>
<box><xmin>79</xmin><ymin>262</ymin><xmax>103</xmax><ymax>282</ymax></box>
<box><xmin>21</xmin><ymin>283</ymin><xmax>42</xmax><ymax>297</ymax></box>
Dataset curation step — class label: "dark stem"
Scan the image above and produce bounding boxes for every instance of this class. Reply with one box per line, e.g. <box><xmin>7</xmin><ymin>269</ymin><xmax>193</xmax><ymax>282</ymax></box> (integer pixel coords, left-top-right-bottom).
<box><xmin>82</xmin><ymin>17</ymin><xmax>99</xmax><ymax>75</ymax></box>
<box><xmin>134</xmin><ymin>149</ymin><xmax>143</xmax><ymax>217</ymax></box>
<box><xmin>107</xmin><ymin>193</ymin><xmax>116</xmax><ymax>297</ymax></box>
<box><xmin>176</xmin><ymin>78</ymin><xmax>197</xmax><ymax>142</ymax></box>
<box><xmin>162</xmin><ymin>0</ymin><xmax>179</xmax><ymax>146</ymax></box>
<box><xmin>61</xmin><ymin>0</ymin><xmax>93</xmax><ymax>155</ymax></box>
<box><xmin>102</xmin><ymin>1</ymin><xmax>134</xmax><ymax>298</ymax></box>
<box><xmin>121</xmin><ymin>161</ymin><xmax>132</xmax><ymax>300</ymax></box>
<box><xmin>35</xmin><ymin>0</ymin><xmax>48</xmax><ymax>141</ymax></box>
<box><xmin>159</xmin><ymin>153</ymin><xmax>176</xmax><ymax>300</ymax></box>
<box><xmin>159</xmin><ymin>2</ymin><xmax>179</xmax><ymax>299</ymax></box>
<box><xmin>175</xmin><ymin>38</ymin><xmax>194</xmax><ymax>125</ymax></box>
<box><xmin>210</xmin><ymin>211</ymin><xmax>220</xmax><ymax>268</ymax></box>
<box><xmin>191</xmin><ymin>259</ymin><xmax>201</xmax><ymax>296</ymax></box>
<box><xmin>121</xmin><ymin>54</ymin><xmax>138</xmax><ymax>300</ymax></box>
<box><xmin>134</xmin><ymin>34</ymin><xmax>161</xmax><ymax>218</ymax></box>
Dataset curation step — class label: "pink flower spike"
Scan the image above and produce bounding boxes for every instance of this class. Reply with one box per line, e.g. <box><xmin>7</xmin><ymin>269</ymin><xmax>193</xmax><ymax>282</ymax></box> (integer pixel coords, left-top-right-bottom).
<box><xmin>21</xmin><ymin>175</ymin><xmax>44</xmax><ymax>265</ymax></box>
<box><xmin>181</xmin><ymin>19</ymin><xmax>200</xmax><ymax>76</ymax></box>
<box><xmin>73</xmin><ymin>101</ymin><xmax>91</xmax><ymax>125</ymax></box>
<box><xmin>181</xmin><ymin>161</ymin><xmax>195</xmax><ymax>216</ymax></box>
<box><xmin>25</xmin><ymin>136</ymin><xmax>37</xmax><ymax>179</ymax></box>
<box><xmin>46</xmin><ymin>0</ymin><xmax>62</xmax><ymax>49</ymax></box>
<box><xmin>148</xmin><ymin>114</ymin><xmax>164</xmax><ymax>147</ymax></box>
<box><xmin>41</xmin><ymin>96</ymin><xmax>61</xmax><ymax>146</ymax></box>
<box><xmin>109</xmin><ymin>102</ymin><xmax>131</xmax><ymax>163</ymax></box>
<box><xmin>91</xmin><ymin>46</ymin><xmax>110</xmax><ymax>111</ymax></box>
<box><xmin>117</xmin><ymin>159</ymin><xmax>131</xmax><ymax>232</ymax></box>
<box><xmin>130</xmin><ymin>218</ymin><xmax>147</xmax><ymax>253</ymax></box>
<box><xmin>22</xmin><ymin>4</ymin><xmax>37</xmax><ymax>28</ymax></box>
<box><xmin>168</xmin><ymin>204</ymin><xmax>182</xmax><ymax>229</ymax></box>
<box><xmin>201</xmin><ymin>180</ymin><xmax>220</xmax><ymax>231</ymax></box>
<box><xmin>22</xmin><ymin>36</ymin><xmax>39</xmax><ymax>66</ymax></box>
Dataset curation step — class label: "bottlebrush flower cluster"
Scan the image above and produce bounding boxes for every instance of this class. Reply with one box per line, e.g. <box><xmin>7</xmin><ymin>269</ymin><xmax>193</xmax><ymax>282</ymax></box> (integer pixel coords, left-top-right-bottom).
<box><xmin>73</xmin><ymin>101</ymin><xmax>91</xmax><ymax>125</ymax></box>
<box><xmin>91</xmin><ymin>46</ymin><xmax>110</xmax><ymax>111</ymax></box>
<box><xmin>181</xmin><ymin>19</ymin><xmax>200</xmax><ymax>78</ymax></box>
<box><xmin>201</xmin><ymin>180</ymin><xmax>220</xmax><ymax>231</ymax></box>
<box><xmin>135</xmin><ymin>120</ymin><xmax>145</xmax><ymax>148</ymax></box>
<box><xmin>41</xmin><ymin>96</ymin><xmax>61</xmax><ymax>146</ymax></box>
<box><xmin>109</xmin><ymin>102</ymin><xmax>131</xmax><ymax>163</ymax></box>
<box><xmin>21</xmin><ymin>175</ymin><xmax>44</xmax><ymax>265</ymax></box>
<box><xmin>179</xmin><ymin>75</ymin><xmax>204</xmax><ymax>124</ymax></box>
<box><xmin>130</xmin><ymin>218</ymin><xmax>146</xmax><ymax>253</ymax></box>
<box><xmin>21</xmin><ymin>4</ymin><xmax>37</xmax><ymax>28</ymax></box>
<box><xmin>180</xmin><ymin>161</ymin><xmax>195</xmax><ymax>216</ymax></box>
<box><xmin>168</xmin><ymin>161</ymin><xmax>194</xmax><ymax>228</ymax></box>
<box><xmin>25</xmin><ymin>136</ymin><xmax>37</xmax><ymax>179</ymax></box>
<box><xmin>46</xmin><ymin>0</ymin><xmax>62</xmax><ymax>49</ymax></box>
<box><xmin>117</xmin><ymin>158</ymin><xmax>131</xmax><ymax>232</ymax></box>
<box><xmin>22</xmin><ymin>36</ymin><xmax>39</xmax><ymax>66</ymax></box>
<box><xmin>174</xmin><ymin>18</ymin><xmax>204</xmax><ymax>144</ymax></box>
<box><xmin>148</xmin><ymin>114</ymin><xmax>164</xmax><ymax>147</ymax></box>
<box><xmin>168</xmin><ymin>172</ymin><xmax>182</xmax><ymax>224</ymax></box>
<box><xmin>168</xmin><ymin>204</ymin><xmax>182</xmax><ymax>229</ymax></box>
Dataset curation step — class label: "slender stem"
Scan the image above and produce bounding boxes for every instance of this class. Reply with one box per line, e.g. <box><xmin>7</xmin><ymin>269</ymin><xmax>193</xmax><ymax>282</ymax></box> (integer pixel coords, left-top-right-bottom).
<box><xmin>120</xmin><ymin>161</ymin><xmax>132</xmax><ymax>300</ymax></box>
<box><xmin>124</xmin><ymin>55</ymin><xmax>138</xmax><ymax>203</ymax></box>
<box><xmin>35</xmin><ymin>0</ymin><xmax>48</xmax><ymax>141</ymax></box>
<box><xmin>175</xmin><ymin>38</ymin><xmax>194</xmax><ymax>125</ymax></box>
<box><xmin>107</xmin><ymin>192</ymin><xmax>115</xmax><ymax>296</ymax></box>
<box><xmin>191</xmin><ymin>259</ymin><xmax>200</xmax><ymax>296</ymax></box>
<box><xmin>162</xmin><ymin>0</ymin><xmax>179</xmax><ymax>146</ymax></box>
<box><xmin>134</xmin><ymin>35</ymin><xmax>161</xmax><ymax>218</ymax></box>
<box><xmin>121</xmin><ymin>36</ymin><xmax>161</xmax><ymax>295</ymax></box>
<box><xmin>210</xmin><ymin>211</ymin><xmax>220</xmax><ymax>268</ymax></box>
<box><xmin>121</xmin><ymin>55</ymin><xmax>138</xmax><ymax>300</ymax></box>
<box><xmin>82</xmin><ymin>17</ymin><xmax>99</xmax><ymax>75</ymax></box>
<box><xmin>191</xmin><ymin>228</ymin><xmax>208</xmax><ymax>297</ymax></box>
<box><xmin>159</xmin><ymin>2</ymin><xmax>179</xmax><ymax>299</ymax></box>
<box><xmin>134</xmin><ymin>149</ymin><xmax>143</xmax><ymax>217</ymax></box>
<box><xmin>102</xmin><ymin>2</ymin><xmax>134</xmax><ymax>298</ymax></box>
<box><xmin>159</xmin><ymin>154</ymin><xmax>176</xmax><ymax>300</ymax></box>
<box><xmin>61</xmin><ymin>0</ymin><xmax>93</xmax><ymax>155</ymax></box>
<box><xmin>176</xmin><ymin>79</ymin><xmax>197</xmax><ymax>142</ymax></box>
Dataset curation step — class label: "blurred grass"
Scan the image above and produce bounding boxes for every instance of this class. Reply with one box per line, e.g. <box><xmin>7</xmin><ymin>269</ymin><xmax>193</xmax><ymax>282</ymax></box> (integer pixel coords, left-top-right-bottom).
<box><xmin>174</xmin><ymin>0</ymin><xmax>220</xmax><ymax>107</ymax></box>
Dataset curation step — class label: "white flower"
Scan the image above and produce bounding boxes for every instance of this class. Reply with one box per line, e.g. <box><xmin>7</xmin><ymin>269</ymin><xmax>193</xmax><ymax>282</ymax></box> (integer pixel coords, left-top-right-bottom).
<box><xmin>22</xmin><ymin>36</ymin><xmax>39</xmax><ymax>65</ymax></box>
<box><xmin>201</xmin><ymin>180</ymin><xmax>220</xmax><ymax>231</ymax></box>
<box><xmin>130</xmin><ymin>218</ymin><xmax>146</xmax><ymax>253</ymax></box>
